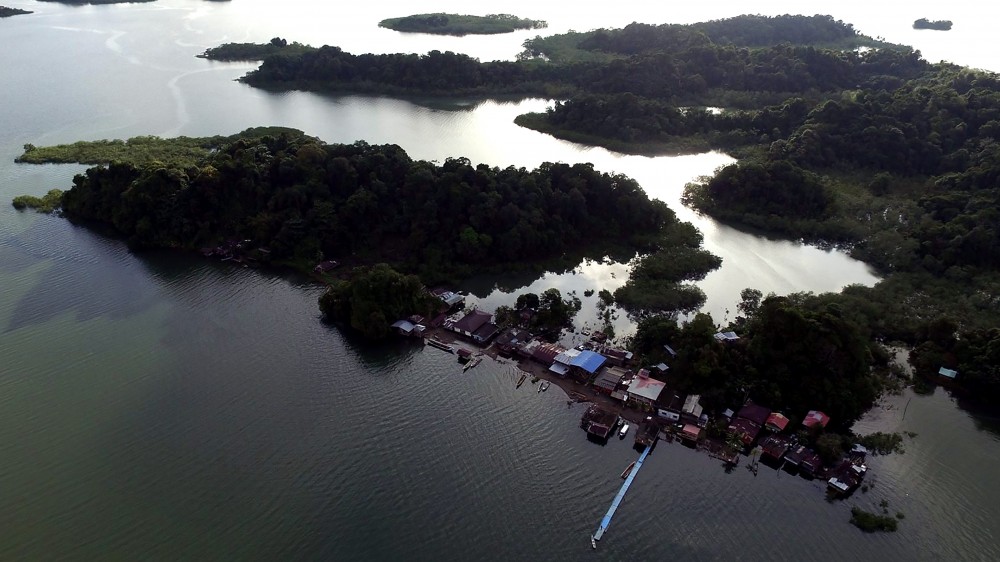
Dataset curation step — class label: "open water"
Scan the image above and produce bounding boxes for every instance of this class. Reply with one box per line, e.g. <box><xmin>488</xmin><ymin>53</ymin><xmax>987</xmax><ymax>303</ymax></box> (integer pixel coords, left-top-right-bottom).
<box><xmin>1</xmin><ymin>1</ymin><xmax>999</xmax><ymax>559</ymax></box>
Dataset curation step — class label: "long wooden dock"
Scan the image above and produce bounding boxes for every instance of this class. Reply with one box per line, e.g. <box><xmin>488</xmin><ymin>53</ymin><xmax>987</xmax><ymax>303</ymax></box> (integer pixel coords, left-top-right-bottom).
<box><xmin>592</xmin><ymin>443</ymin><xmax>653</xmax><ymax>544</ymax></box>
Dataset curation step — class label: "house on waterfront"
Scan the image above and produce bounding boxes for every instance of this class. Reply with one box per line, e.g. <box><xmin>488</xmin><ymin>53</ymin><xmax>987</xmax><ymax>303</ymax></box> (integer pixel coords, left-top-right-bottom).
<box><xmin>728</xmin><ymin>402</ymin><xmax>772</xmax><ymax>447</ymax></box>
<box><xmin>313</xmin><ymin>260</ymin><xmax>339</xmax><ymax>274</ymax></box>
<box><xmin>593</xmin><ymin>366</ymin><xmax>628</xmax><ymax>395</ymax></box>
<box><xmin>759</xmin><ymin>434</ymin><xmax>793</xmax><ymax>463</ymax></box>
<box><xmin>681</xmin><ymin>423</ymin><xmax>702</xmax><ymax>443</ymax></box>
<box><xmin>626</xmin><ymin>369</ymin><xmax>666</xmax><ymax>407</ymax></box>
<box><xmin>448</xmin><ymin>309</ymin><xmax>499</xmax><ymax>344</ymax></box>
<box><xmin>784</xmin><ymin>445</ymin><xmax>823</xmax><ymax>477</ymax></box>
<box><xmin>568</xmin><ymin>350</ymin><xmax>607</xmax><ymax>380</ymax></box>
<box><xmin>494</xmin><ymin>327</ymin><xmax>530</xmax><ymax>356</ymax></box>
<box><xmin>526</xmin><ymin>341</ymin><xmax>565</xmax><ymax>366</ymax></box>
<box><xmin>580</xmin><ymin>404</ymin><xmax>618</xmax><ymax>440</ymax></box>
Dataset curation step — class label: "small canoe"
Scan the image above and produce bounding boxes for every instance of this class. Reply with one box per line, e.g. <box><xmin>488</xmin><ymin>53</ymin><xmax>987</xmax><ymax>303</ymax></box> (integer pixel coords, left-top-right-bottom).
<box><xmin>621</xmin><ymin>460</ymin><xmax>636</xmax><ymax>479</ymax></box>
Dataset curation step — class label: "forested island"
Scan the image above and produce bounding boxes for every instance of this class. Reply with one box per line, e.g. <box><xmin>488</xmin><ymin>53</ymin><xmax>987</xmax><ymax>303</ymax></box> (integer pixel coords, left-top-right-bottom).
<box><xmin>0</xmin><ymin>5</ymin><xmax>31</xmax><ymax>16</ymax></box>
<box><xmin>14</xmin><ymin>129</ymin><xmax>720</xmax><ymax>326</ymax></box>
<box><xmin>913</xmin><ymin>18</ymin><xmax>952</xmax><ymax>31</ymax></box>
<box><xmin>379</xmin><ymin>13</ymin><xmax>546</xmax><ymax>36</ymax></box>
<box><xmin>199</xmin><ymin>37</ymin><xmax>312</xmax><ymax>62</ymax></box>
<box><xmin>210</xmin><ymin>15</ymin><xmax>903</xmax><ymax>103</ymax></box>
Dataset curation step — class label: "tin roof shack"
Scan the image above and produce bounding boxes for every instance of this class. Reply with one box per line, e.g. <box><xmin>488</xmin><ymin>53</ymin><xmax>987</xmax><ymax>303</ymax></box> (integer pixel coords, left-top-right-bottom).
<box><xmin>600</xmin><ymin>347</ymin><xmax>633</xmax><ymax>367</ymax></box>
<box><xmin>313</xmin><ymin>260</ymin><xmax>339</xmax><ymax>274</ymax></box>
<box><xmin>681</xmin><ymin>394</ymin><xmax>703</xmax><ymax>425</ymax></box>
<box><xmin>390</xmin><ymin>319</ymin><xmax>425</xmax><ymax>337</ymax></box>
<box><xmin>594</xmin><ymin>366</ymin><xmax>628</xmax><ymax>394</ymax></box>
<box><xmin>765</xmin><ymin>412</ymin><xmax>790</xmax><ymax>433</ymax></box>
<box><xmin>432</xmin><ymin>288</ymin><xmax>466</xmax><ymax>311</ymax></box>
<box><xmin>657</xmin><ymin>392</ymin><xmax>685</xmax><ymax>422</ymax></box>
<box><xmin>728</xmin><ymin>418</ymin><xmax>761</xmax><ymax>448</ymax></box>
<box><xmin>728</xmin><ymin>402</ymin><xmax>771</xmax><ymax>447</ymax></box>
<box><xmin>635</xmin><ymin>419</ymin><xmax>659</xmax><ymax>449</ymax></box>
<box><xmin>580</xmin><ymin>404</ymin><xmax>618</xmax><ymax>440</ymax></box>
<box><xmin>827</xmin><ymin>459</ymin><xmax>868</xmax><ymax>496</ymax></box>
<box><xmin>681</xmin><ymin>423</ymin><xmax>701</xmax><ymax>441</ymax></box>
<box><xmin>551</xmin><ymin>348</ymin><xmax>582</xmax><ymax>377</ymax></box>
<box><xmin>527</xmin><ymin>341</ymin><xmax>564</xmax><ymax>365</ymax></box>
<box><xmin>784</xmin><ymin>445</ymin><xmax>823</xmax><ymax>478</ymax></box>
<box><xmin>802</xmin><ymin>410</ymin><xmax>831</xmax><ymax>431</ymax></box>
<box><xmin>759</xmin><ymin>434</ymin><xmax>794</xmax><ymax>466</ymax></box>
<box><xmin>494</xmin><ymin>328</ymin><xmax>530</xmax><ymax>356</ymax></box>
<box><xmin>626</xmin><ymin>369</ymin><xmax>666</xmax><ymax>407</ymax></box>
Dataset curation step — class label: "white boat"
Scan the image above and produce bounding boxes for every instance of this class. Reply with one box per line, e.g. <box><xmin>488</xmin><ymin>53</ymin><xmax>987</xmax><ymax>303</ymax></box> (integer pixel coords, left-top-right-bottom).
<box><xmin>540</xmin><ymin>381</ymin><xmax>550</xmax><ymax>392</ymax></box>
<box><xmin>619</xmin><ymin>423</ymin><xmax>630</xmax><ymax>438</ymax></box>
<box><xmin>591</xmin><ymin>535</ymin><xmax>597</xmax><ymax>549</ymax></box>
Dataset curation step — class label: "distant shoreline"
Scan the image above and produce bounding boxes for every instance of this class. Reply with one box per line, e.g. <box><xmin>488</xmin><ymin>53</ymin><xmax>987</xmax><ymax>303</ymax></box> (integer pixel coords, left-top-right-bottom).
<box><xmin>378</xmin><ymin>13</ymin><xmax>547</xmax><ymax>36</ymax></box>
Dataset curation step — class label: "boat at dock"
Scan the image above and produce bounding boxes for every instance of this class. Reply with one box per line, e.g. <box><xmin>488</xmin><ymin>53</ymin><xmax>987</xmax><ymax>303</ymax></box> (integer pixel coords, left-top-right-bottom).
<box><xmin>463</xmin><ymin>356</ymin><xmax>482</xmax><ymax>371</ymax></box>
<box><xmin>539</xmin><ymin>381</ymin><xmax>550</xmax><ymax>392</ymax></box>
<box><xmin>426</xmin><ymin>338</ymin><xmax>454</xmax><ymax>353</ymax></box>
<box><xmin>515</xmin><ymin>373</ymin><xmax>527</xmax><ymax>388</ymax></box>
<box><xmin>619</xmin><ymin>423</ymin><xmax>630</xmax><ymax>438</ymax></box>
<box><xmin>620</xmin><ymin>461</ymin><xmax>636</xmax><ymax>479</ymax></box>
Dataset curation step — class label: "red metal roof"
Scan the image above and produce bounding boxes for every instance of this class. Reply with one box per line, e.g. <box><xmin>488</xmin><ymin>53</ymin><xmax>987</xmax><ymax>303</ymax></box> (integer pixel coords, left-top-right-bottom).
<box><xmin>802</xmin><ymin>410</ymin><xmax>831</xmax><ymax>429</ymax></box>
<box><xmin>765</xmin><ymin>412</ymin><xmax>790</xmax><ymax>432</ymax></box>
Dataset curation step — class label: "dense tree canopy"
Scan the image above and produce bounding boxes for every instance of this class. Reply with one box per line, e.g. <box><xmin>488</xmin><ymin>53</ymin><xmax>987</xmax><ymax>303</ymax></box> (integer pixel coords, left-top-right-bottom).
<box><xmin>628</xmin><ymin>294</ymin><xmax>880</xmax><ymax>429</ymax></box>
<box><xmin>55</xmin><ymin>132</ymin><xmax>688</xmax><ymax>286</ymax></box>
<box><xmin>318</xmin><ymin>264</ymin><xmax>439</xmax><ymax>339</ymax></box>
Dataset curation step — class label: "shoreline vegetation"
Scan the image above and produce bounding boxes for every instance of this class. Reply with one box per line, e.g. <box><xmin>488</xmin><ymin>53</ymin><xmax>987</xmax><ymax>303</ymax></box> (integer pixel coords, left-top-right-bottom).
<box><xmin>912</xmin><ymin>18</ymin><xmax>953</xmax><ymax>31</ymax></box>
<box><xmin>0</xmin><ymin>5</ymin><xmax>32</xmax><ymax>17</ymax></box>
<box><xmin>378</xmin><ymin>13</ymin><xmax>547</xmax><ymax>36</ymax></box>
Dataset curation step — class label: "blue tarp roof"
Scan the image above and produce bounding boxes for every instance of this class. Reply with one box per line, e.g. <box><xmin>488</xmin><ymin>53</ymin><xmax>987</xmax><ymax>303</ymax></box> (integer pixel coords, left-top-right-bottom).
<box><xmin>570</xmin><ymin>350</ymin><xmax>607</xmax><ymax>374</ymax></box>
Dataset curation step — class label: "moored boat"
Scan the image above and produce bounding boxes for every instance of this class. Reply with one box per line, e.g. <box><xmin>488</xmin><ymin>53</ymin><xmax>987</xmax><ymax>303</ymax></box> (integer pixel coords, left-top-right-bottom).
<box><xmin>619</xmin><ymin>423</ymin><xmax>630</xmax><ymax>438</ymax></box>
<box><xmin>621</xmin><ymin>460</ymin><xmax>636</xmax><ymax>479</ymax></box>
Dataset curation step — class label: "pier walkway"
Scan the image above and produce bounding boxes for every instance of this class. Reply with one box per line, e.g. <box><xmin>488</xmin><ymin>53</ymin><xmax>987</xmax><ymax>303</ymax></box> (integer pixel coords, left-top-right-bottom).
<box><xmin>592</xmin><ymin>443</ymin><xmax>653</xmax><ymax>543</ymax></box>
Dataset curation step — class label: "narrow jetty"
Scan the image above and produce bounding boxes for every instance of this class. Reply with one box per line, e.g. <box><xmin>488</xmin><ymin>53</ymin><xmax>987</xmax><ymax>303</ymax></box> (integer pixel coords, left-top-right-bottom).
<box><xmin>592</xmin><ymin>444</ymin><xmax>653</xmax><ymax>544</ymax></box>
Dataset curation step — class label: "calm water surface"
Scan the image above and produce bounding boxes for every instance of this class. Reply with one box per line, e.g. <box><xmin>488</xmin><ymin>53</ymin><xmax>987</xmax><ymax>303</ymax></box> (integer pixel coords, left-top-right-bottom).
<box><xmin>1</xmin><ymin>1</ymin><xmax>999</xmax><ymax>559</ymax></box>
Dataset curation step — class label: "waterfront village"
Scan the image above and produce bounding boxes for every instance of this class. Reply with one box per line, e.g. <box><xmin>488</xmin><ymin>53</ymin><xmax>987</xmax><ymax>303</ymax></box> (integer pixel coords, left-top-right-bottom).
<box><xmin>389</xmin><ymin>287</ymin><xmax>873</xmax><ymax>502</ymax></box>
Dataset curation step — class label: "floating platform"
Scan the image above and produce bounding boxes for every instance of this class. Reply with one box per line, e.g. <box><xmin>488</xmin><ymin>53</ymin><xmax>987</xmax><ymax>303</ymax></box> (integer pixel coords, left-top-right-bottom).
<box><xmin>592</xmin><ymin>443</ymin><xmax>652</xmax><ymax>544</ymax></box>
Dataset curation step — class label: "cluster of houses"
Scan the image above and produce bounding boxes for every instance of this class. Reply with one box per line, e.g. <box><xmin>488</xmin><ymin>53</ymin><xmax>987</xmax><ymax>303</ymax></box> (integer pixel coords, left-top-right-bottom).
<box><xmin>200</xmin><ymin>239</ymin><xmax>272</xmax><ymax>265</ymax></box>
<box><xmin>398</xmin><ymin>294</ymin><xmax>871</xmax><ymax>497</ymax></box>
<box><xmin>720</xmin><ymin>402</ymin><xmax>869</xmax><ymax>495</ymax></box>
